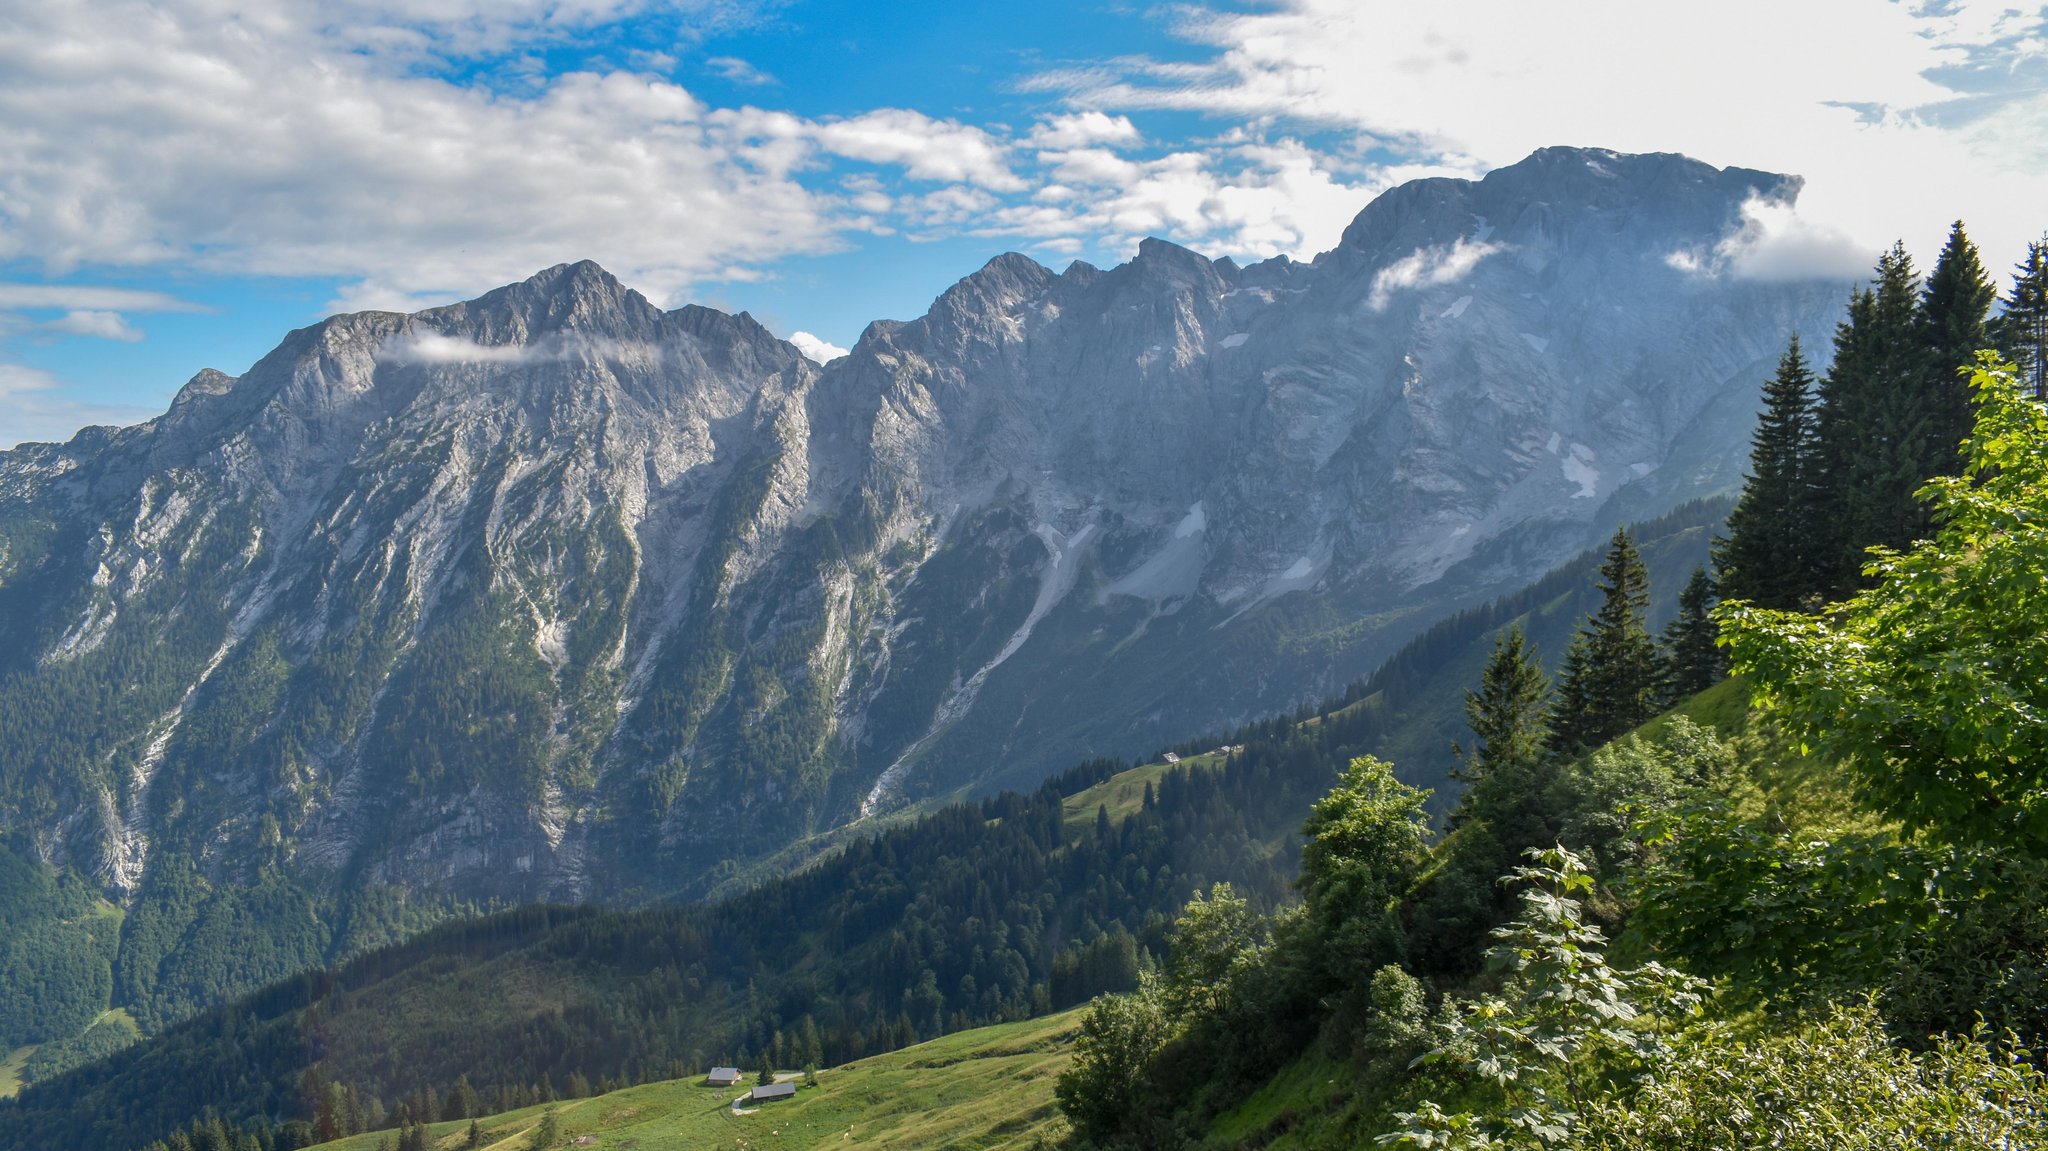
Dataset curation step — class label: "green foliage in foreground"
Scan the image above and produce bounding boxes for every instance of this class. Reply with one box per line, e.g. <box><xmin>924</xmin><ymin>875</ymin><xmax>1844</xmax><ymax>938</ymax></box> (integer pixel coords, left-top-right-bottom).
<box><xmin>1388</xmin><ymin>849</ymin><xmax>2048</xmax><ymax>1151</ymax></box>
<box><xmin>1384</xmin><ymin>848</ymin><xmax>1707</xmax><ymax>1150</ymax></box>
<box><xmin>1057</xmin><ymin>354</ymin><xmax>2048</xmax><ymax>1151</ymax></box>
<box><xmin>1722</xmin><ymin>354</ymin><xmax>2048</xmax><ymax>856</ymax></box>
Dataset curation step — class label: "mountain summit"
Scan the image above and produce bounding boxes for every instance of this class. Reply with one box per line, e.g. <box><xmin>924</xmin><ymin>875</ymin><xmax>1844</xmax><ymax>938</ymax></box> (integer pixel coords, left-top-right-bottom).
<box><xmin>0</xmin><ymin>148</ymin><xmax>1843</xmax><ymax>936</ymax></box>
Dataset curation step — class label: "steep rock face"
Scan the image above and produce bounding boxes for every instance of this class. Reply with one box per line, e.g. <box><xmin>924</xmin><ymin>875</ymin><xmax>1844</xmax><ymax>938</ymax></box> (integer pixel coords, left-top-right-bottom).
<box><xmin>0</xmin><ymin>150</ymin><xmax>1844</xmax><ymax>926</ymax></box>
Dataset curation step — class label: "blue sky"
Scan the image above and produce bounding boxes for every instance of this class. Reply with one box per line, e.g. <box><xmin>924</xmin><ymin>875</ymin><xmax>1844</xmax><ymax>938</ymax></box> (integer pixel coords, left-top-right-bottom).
<box><xmin>3</xmin><ymin>0</ymin><xmax>2046</xmax><ymax>446</ymax></box>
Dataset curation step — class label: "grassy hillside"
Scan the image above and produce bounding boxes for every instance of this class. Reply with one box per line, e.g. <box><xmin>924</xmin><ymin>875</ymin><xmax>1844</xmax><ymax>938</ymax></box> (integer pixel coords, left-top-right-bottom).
<box><xmin>0</xmin><ymin>1047</ymin><xmax>30</xmax><ymax>1100</ymax></box>
<box><xmin>1061</xmin><ymin>751</ymin><xmax>1229</xmax><ymax>836</ymax></box>
<box><xmin>303</xmin><ymin>1009</ymin><xmax>1081</xmax><ymax>1151</ymax></box>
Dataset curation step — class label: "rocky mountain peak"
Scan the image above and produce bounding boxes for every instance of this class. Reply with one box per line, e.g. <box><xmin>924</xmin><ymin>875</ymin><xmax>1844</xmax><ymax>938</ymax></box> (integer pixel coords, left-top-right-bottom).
<box><xmin>167</xmin><ymin>367</ymin><xmax>237</xmax><ymax>409</ymax></box>
<box><xmin>930</xmin><ymin>253</ymin><xmax>1056</xmax><ymax>319</ymax></box>
<box><xmin>1335</xmin><ymin>146</ymin><xmax>1792</xmax><ymax>264</ymax></box>
<box><xmin>425</xmin><ymin>258</ymin><xmax>664</xmax><ymax>345</ymax></box>
<box><xmin>1119</xmin><ymin>237</ymin><xmax>1233</xmax><ymax>293</ymax></box>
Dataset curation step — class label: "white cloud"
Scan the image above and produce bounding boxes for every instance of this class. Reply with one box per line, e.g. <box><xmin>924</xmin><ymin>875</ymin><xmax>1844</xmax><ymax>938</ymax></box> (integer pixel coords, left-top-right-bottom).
<box><xmin>1040</xmin><ymin>0</ymin><xmax>2048</xmax><ymax>276</ymax></box>
<box><xmin>1367</xmin><ymin>237</ymin><xmax>1502</xmax><ymax>310</ymax></box>
<box><xmin>1027</xmin><ymin>111</ymin><xmax>1139</xmax><ymax>150</ymax></box>
<box><xmin>706</xmin><ymin>56</ymin><xmax>775</xmax><ymax>85</ymax></box>
<box><xmin>813</xmin><ymin>110</ymin><xmax>1023</xmax><ymax>190</ymax></box>
<box><xmin>1665</xmin><ymin>194</ymin><xmax>1873</xmax><ymax>283</ymax></box>
<box><xmin>377</xmin><ymin>332</ymin><xmax>539</xmax><ymax>365</ymax></box>
<box><xmin>375</xmin><ymin>329</ymin><xmax>659</xmax><ymax>365</ymax></box>
<box><xmin>990</xmin><ymin>137</ymin><xmax>1394</xmax><ymax>264</ymax></box>
<box><xmin>0</xmin><ymin>284</ymin><xmax>200</xmax><ymax>312</ymax></box>
<box><xmin>0</xmin><ymin>4</ymin><xmax>845</xmax><ymax>306</ymax></box>
<box><xmin>0</xmin><ymin>2</ymin><xmax>1031</xmax><ymax>312</ymax></box>
<box><xmin>0</xmin><ymin>364</ymin><xmax>155</xmax><ymax>449</ymax></box>
<box><xmin>44</xmin><ymin>311</ymin><xmax>145</xmax><ymax>342</ymax></box>
<box><xmin>787</xmin><ymin>330</ymin><xmax>848</xmax><ymax>363</ymax></box>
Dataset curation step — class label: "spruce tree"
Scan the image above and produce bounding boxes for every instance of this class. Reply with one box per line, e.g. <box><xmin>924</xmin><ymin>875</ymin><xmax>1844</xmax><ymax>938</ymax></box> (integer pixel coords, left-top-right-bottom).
<box><xmin>1547</xmin><ymin>633</ymin><xmax>1598</xmax><ymax>761</ymax></box>
<box><xmin>1997</xmin><ymin>236</ymin><xmax>2048</xmax><ymax>401</ymax></box>
<box><xmin>1811</xmin><ymin>243</ymin><xmax>1924</xmax><ymax>593</ymax></box>
<box><xmin>526</xmin><ymin>1107</ymin><xmax>558</xmax><ymax>1151</ymax></box>
<box><xmin>1453</xmin><ymin>626</ymin><xmax>1549</xmax><ymax>826</ymax></box>
<box><xmin>1715</xmin><ymin>336</ymin><xmax>1818</xmax><ymax>609</ymax></box>
<box><xmin>1659</xmin><ymin>566</ymin><xmax>1723</xmax><ymax>703</ymax></box>
<box><xmin>1547</xmin><ymin>528</ymin><xmax>1658</xmax><ymax>759</ymax></box>
<box><xmin>1916</xmin><ymin>221</ymin><xmax>1998</xmax><ymax>488</ymax></box>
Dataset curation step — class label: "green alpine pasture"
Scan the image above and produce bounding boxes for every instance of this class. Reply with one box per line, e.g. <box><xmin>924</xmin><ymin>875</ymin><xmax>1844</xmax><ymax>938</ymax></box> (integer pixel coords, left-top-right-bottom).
<box><xmin>302</xmin><ymin>1009</ymin><xmax>1081</xmax><ymax>1151</ymax></box>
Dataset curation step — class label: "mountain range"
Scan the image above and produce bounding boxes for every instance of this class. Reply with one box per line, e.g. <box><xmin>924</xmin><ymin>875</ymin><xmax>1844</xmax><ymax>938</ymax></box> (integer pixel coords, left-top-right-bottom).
<box><xmin>0</xmin><ymin>146</ymin><xmax>1846</xmax><ymax>930</ymax></box>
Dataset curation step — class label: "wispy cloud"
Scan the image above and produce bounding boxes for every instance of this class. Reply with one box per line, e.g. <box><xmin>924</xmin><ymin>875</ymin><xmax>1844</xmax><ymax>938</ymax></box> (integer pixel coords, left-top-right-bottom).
<box><xmin>376</xmin><ymin>332</ymin><xmax>539</xmax><ymax>366</ymax></box>
<box><xmin>1368</xmin><ymin>237</ymin><xmax>1502</xmax><ymax>311</ymax></box>
<box><xmin>44</xmin><ymin>311</ymin><xmax>146</xmax><ymax>342</ymax></box>
<box><xmin>0</xmin><ymin>285</ymin><xmax>200</xmax><ymax>312</ymax></box>
<box><xmin>374</xmin><ymin>329</ymin><xmax>661</xmax><ymax>366</ymax></box>
<box><xmin>0</xmin><ymin>364</ymin><xmax>155</xmax><ymax>449</ymax></box>
<box><xmin>985</xmin><ymin>136</ymin><xmax>1401</xmax><ymax>265</ymax></box>
<box><xmin>706</xmin><ymin>55</ymin><xmax>776</xmax><ymax>85</ymax></box>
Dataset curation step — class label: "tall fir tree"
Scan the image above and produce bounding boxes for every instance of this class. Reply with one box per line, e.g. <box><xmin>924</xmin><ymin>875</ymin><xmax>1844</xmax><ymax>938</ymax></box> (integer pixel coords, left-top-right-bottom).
<box><xmin>1453</xmin><ymin>626</ymin><xmax>1549</xmax><ymax>827</ymax></box>
<box><xmin>1811</xmin><ymin>242</ymin><xmax>1924</xmax><ymax>594</ymax></box>
<box><xmin>1659</xmin><ymin>566</ymin><xmax>1723</xmax><ymax>703</ymax></box>
<box><xmin>1547</xmin><ymin>527</ymin><xmax>1659</xmax><ymax>760</ymax></box>
<box><xmin>1916</xmin><ymin>221</ymin><xmax>1998</xmax><ymax>492</ymax></box>
<box><xmin>1714</xmin><ymin>336</ymin><xmax>1818</xmax><ymax>609</ymax></box>
<box><xmin>1546</xmin><ymin>633</ymin><xmax>1599</xmax><ymax>762</ymax></box>
<box><xmin>1997</xmin><ymin>236</ymin><xmax>2048</xmax><ymax>402</ymax></box>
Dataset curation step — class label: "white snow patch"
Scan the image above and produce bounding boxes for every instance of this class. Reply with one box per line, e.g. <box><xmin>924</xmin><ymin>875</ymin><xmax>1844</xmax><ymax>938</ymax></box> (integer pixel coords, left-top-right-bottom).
<box><xmin>1440</xmin><ymin>295</ymin><xmax>1472</xmax><ymax>320</ymax></box>
<box><xmin>1280</xmin><ymin>555</ymin><xmax>1314</xmax><ymax>580</ymax></box>
<box><xmin>1218</xmin><ymin>332</ymin><xmax>1249</xmax><ymax>349</ymax></box>
<box><xmin>1521</xmin><ymin>333</ymin><xmax>1550</xmax><ymax>353</ymax></box>
<box><xmin>1545</xmin><ymin>432</ymin><xmax>1562</xmax><ymax>454</ymax></box>
<box><xmin>1561</xmin><ymin>444</ymin><xmax>1601</xmax><ymax>499</ymax></box>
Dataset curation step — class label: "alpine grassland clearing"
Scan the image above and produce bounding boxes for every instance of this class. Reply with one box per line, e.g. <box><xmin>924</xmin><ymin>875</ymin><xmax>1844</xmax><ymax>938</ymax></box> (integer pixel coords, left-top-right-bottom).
<box><xmin>303</xmin><ymin>1009</ymin><xmax>1081</xmax><ymax>1151</ymax></box>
